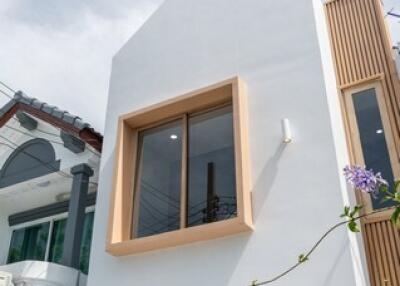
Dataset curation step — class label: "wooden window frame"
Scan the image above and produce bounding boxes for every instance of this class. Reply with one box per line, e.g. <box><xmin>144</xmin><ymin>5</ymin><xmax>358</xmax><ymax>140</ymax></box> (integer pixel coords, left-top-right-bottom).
<box><xmin>342</xmin><ymin>79</ymin><xmax>400</xmax><ymax>221</ymax></box>
<box><xmin>106</xmin><ymin>77</ymin><xmax>253</xmax><ymax>256</ymax></box>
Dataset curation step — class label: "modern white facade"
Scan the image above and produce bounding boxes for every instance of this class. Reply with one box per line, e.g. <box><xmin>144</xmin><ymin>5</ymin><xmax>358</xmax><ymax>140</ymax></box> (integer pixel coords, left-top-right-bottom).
<box><xmin>88</xmin><ymin>0</ymin><xmax>373</xmax><ymax>285</ymax></box>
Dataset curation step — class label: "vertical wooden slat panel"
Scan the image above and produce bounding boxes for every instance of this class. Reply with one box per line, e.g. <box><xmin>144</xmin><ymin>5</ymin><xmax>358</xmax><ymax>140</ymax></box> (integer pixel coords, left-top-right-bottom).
<box><xmin>365</xmin><ymin>226</ymin><xmax>378</xmax><ymax>286</ymax></box>
<box><xmin>364</xmin><ymin>221</ymin><xmax>400</xmax><ymax>286</ymax></box>
<box><xmin>371</xmin><ymin>223</ymin><xmax>386</xmax><ymax>283</ymax></box>
<box><xmin>356</xmin><ymin>1</ymin><xmax>379</xmax><ymax>77</ymax></box>
<box><xmin>386</xmin><ymin>221</ymin><xmax>400</xmax><ymax>283</ymax></box>
<box><xmin>376</xmin><ymin>222</ymin><xmax>391</xmax><ymax>285</ymax></box>
<box><xmin>363</xmin><ymin>0</ymin><xmax>384</xmax><ymax>79</ymax></box>
<box><xmin>333</xmin><ymin>2</ymin><xmax>350</xmax><ymax>84</ymax></box>
<box><xmin>339</xmin><ymin>1</ymin><xmax>356</xmax><ymax>82</ymax></box>
<box><xmin>325</xmin><ymin>0</ymin><xmax>400</xmax><ymax>150</ymax></box>
<box><xmin>326</xmin><ymin>5</ymin><xmax>344</xmax><ymax>84</ymax></box>
<box><xmin>325</xmin><ymin>0</ymin><xmax>400</xmax><ymax>284</ymax></box>
<box><xmin>391</xmin><ymin>223</ymin><xmax>400</xmax><ymax>263</ymax></box>
<box><xmin>350</xmin><ymin>0</ymin><xmax>367</xmax><ymax>78</ymax></box>
<box><xmin>382</xmin><ymin>222</ymin><xmax>398</xmax><ymax>286</ymax></box>
<box><xmin>345</xmin><ymin>0</ymin><xmax>362</xmax><ymax>80</ymax></box>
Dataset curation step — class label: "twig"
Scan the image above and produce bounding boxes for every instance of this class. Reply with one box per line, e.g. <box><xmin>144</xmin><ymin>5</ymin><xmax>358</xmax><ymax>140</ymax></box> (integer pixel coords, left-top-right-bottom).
<box><xmin>252</xmin><ymin>207</ymin><xmax>395</xmax><ymax>286</ymax></box>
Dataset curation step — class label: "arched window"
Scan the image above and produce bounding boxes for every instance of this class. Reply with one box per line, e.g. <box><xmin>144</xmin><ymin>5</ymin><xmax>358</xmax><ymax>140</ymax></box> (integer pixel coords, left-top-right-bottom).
<box><xmin>0</xmin><ymin>138</ymin><xmax>60</xmax><ymax>188</ymax></box>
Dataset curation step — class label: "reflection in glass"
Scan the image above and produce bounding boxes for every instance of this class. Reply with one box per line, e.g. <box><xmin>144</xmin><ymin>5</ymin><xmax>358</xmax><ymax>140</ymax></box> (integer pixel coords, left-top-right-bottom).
<box><xmin>187</xmin><ymin>105</ymin><xmax>237</xmax><ymax>227</ymax></box>
<box><xmin>7</xmin><ymin>222</ymin><xmax>49</xmax><ymax>263</ymax></box>
<box><xmin>48</xmin><ymin>219</ymin><xmax>66</xmax><ymax>264</ymax></box>
<box><xmin>48</xmin><ymin>212</ymin><xmax>94</xmax><ymax>274</ymax></box>
<box><xmin>352</xmin><ymin>88</ymin><xmax>396</xmax><ymax>209</ymax></box>
<box><xmin>134</xmin><ymin>120</ymin><xmax>182</xmax><ymax>238</ymax></box>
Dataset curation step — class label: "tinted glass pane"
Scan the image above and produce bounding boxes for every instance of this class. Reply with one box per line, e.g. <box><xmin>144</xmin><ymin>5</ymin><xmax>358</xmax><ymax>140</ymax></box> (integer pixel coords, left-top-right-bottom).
<box><xmin>187</xmin><ymin>105</ymin><xmax>236</xmax><ymax>227</ymax></box>
<box><xmin>7</xmin><ymin>222</ymin><xmax>49</xmax><ymax>263</ymax></box>
<box><xmin>7</xmin><ymin>229</ymin><xmax>25</xmax><ymax>263</ymax></box>
<box><xmin>48</xmin><ymin>218</ymin><xmax>66</xmax><ymax>264</ymax></box>
<box><xmin>352</xmin><ymin>88</ymin><xmax>396</xmax><ymax>209</ymax></box>
<box><xmin>134</xmin><ymin>120</ymin><xmax>182</xmax><ymax>238</ymax></box>
<box><xmin>79</xmin><ymin>212</ymin><xmax>94</xmax><ymax>274</ymax></box>
<box><xmin>48</xmin><ymin>212</ymin><xmax>94</xmax><ymax>274</ymax></box>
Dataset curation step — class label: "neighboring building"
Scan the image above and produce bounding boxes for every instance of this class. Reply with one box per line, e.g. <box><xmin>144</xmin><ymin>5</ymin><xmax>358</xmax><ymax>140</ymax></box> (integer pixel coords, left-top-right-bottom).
<box><xmin>0</xmin><ymin>92</ymin><xmax>102</xmax><ymax>285</ymax></box>
<box><xmin>88</xmin><ymin>0</ymin><xmax>400</xmax><ymax>285</ymax></box>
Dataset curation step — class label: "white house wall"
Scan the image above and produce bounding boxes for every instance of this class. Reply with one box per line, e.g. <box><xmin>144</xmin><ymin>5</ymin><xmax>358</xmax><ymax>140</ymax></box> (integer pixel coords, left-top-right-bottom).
<box><xmin>88</xmin><ymin>0</ymin><xmax>364</xmax><ymax>285</ymax></box>
<box><xmin>0</xmin><ymin>201</ymin><xmax>9</xmax><ymax>264</ymax></box>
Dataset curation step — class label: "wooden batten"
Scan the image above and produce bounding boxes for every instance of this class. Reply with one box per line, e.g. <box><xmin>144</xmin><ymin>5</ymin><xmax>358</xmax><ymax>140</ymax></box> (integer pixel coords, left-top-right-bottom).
<box><xmin>325</xmin><ymin>0</ymin><xmax>400</xmax><ymax>285</ymax></box>
<box><xmin>325</xmin><ymin>0</ymin><xmax>400</xmax><ymax>155</ymax></box>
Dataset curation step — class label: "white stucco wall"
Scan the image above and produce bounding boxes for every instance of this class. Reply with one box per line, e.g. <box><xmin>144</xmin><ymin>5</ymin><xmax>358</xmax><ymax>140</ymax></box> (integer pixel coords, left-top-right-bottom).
<box><xmin>0</xmin><ymin>202</ymin><xmax>9</xmax><ymax>264</ymax></box>
<box><xmin>88</xmin><ymin>0</ymin><xmax>367</xmax><ymax>285</ymax></box>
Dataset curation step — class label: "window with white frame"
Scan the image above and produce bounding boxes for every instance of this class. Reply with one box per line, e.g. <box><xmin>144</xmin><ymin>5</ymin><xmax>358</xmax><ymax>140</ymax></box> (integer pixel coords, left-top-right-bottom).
<box><xmin>7</xmin><ymin>211</ymin><xmax>94</xmax><ymax>274</ymax></box>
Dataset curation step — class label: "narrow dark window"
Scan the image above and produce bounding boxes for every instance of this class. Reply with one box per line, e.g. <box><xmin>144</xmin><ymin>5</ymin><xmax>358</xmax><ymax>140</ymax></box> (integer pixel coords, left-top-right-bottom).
<box><xmin>187</xmin><ymin>105</ymin><xmax>236</xmax><ymax>226</ymax></box>
<box><xmin>352</xmin><ymin>88</ymin><xmax>396</xmax><ymax>209</ymax></box>
<box><xmin>7</xmin><ymin>222</ymin><xmax>49</xmax><ymax>263</ymax></box>
<box><xmin>134</xmin><ymin>120</ymin><xmax>183</xmax><ymax>238</ymax></box>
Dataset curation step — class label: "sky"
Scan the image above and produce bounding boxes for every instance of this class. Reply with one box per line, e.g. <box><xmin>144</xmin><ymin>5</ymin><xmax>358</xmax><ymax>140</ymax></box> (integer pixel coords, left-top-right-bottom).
<box><xmin>0</xmin><ymin>0</ymin><xmax>398</xmax><ymax>134</ymax></box>
<box><xmin>0</xmin><ymin>0</ymin><xmax>163</xmax><ymax>133</ymax></box>
<box><xmin>384</xmin><ymin>0</ymin><xmax>400</xmax><ymax>44</ymax></box>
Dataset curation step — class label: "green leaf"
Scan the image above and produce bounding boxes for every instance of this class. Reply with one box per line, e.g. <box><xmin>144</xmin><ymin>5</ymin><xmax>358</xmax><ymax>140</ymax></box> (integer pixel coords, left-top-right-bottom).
<box><xmin>350</xmin><ymin>205</ymin><xmax>363</xmax><ymax>217</ymax></box>
<box><xmin>341</xmin><ymin>206</ymin><xmax>350</xmax><ymax>218</ymax></box>
<box><xmin>348</xmin><ymin>220</ymin><xmax>360</xmax><ymax>232</ymax></box>
<box><xmin>298</xmin><ymin>254</ymin><xmax>308</xmax><ymax>263</ymax></box>
<box><xmin>394</xmin><ymin>192</ymin><xmax>400</xmax><ymax>203</ymax></box>
<box><xmin>380</xmin><ymin>184</ymin><xmax>389</xmax><ymax>194</ymax></box>
<box><xmin>381</xmin><ymin>195</ymin><xmax>394</xmax><ymax>203</ymax></box>
<box><xmin>395</xmin><ymin>180</ymin><xmax>400</xmax><ymax>192</ymax></box>
<box><xmin>390</xmin><ymin>207</ymin><xmax>400</xmax><ymax>226</ymax></box>
<box><xmin>251</xmin><ymin>280</ymin><xmax>258</xmax><ymax>286</ymax></box>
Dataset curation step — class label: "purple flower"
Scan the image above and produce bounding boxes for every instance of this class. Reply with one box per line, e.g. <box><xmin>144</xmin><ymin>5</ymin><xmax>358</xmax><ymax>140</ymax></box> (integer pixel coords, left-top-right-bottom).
<box><xmin>343</xmin><ymin>165</ymin><xmax>388</xmax><ymax>196</ymax></box>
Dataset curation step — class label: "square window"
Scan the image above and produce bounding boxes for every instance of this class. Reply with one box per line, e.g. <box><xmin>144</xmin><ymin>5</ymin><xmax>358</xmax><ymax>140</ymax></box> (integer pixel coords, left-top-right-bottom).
<box><xmin>107</xmin><ymin>77</ymin><xmax>252</xmax><ymax>256</ymax></box>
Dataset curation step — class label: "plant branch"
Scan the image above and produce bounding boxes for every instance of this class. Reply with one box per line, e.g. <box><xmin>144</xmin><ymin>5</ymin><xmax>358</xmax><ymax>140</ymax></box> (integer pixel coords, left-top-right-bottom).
<box><xmin>251</xmin><ymin>207</ymin><xmax>394</xmax><ymax>286</ymax></box>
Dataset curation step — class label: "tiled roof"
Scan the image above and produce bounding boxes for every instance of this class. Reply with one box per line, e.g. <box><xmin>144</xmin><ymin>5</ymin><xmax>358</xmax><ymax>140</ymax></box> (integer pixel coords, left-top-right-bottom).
<box><xmin>0</xmin><ymin>91</ymin><xmax>102</xmax><ymax>138</ymax></box>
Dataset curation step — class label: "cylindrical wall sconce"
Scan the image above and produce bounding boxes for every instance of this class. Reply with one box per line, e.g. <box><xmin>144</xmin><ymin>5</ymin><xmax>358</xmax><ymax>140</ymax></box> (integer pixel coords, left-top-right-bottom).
<box><xmin>282</xmin><ymin>118</ymin><xmax>292</xmax><ymax>143</ymax></box>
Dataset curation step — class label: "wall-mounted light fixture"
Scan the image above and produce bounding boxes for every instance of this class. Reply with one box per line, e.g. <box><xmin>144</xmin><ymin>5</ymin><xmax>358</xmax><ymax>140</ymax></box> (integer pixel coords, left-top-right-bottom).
<box><xmin>282</xmin><ymin>118</ymin><xmax>292</xmax><ymax>143</ymax></box>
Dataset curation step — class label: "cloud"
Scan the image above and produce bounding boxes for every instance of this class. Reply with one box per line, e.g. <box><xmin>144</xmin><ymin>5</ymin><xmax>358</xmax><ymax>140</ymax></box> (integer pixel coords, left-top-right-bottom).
<box><xmin>0</xmin><ymin>0</ymin><xmax>163</xmax><ymax>133</ymax></box>
<box><xmin>383</xmin><ymin>0</ymin><xmax>400</xmax><ymax>44</ymax></box>
<box><xmin>0</xmin><ymin>0</ymin><xmax>398</xmax><ymax>134</ymax></box>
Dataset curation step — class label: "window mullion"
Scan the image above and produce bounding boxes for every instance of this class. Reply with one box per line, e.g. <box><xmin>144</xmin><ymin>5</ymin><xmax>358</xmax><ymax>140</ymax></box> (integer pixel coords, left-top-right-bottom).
<box><xmin>44</xmin><ymin>220</ymin><xmax>53</xmax><ymax>261</ymax></box>
<box><xmin>180</xmin><ymin>114</ymin><xmax>188</xmax><ymax>229</ymax></box>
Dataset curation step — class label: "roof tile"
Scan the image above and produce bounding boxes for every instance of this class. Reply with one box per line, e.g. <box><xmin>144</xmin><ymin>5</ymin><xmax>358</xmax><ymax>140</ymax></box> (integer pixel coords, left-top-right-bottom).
<box><xmin>0</xmin><ymin>91</ymin><xmax>102</xmax><ymax>139</ymax></box>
